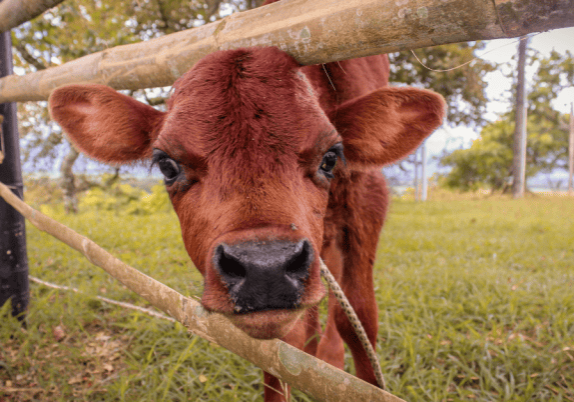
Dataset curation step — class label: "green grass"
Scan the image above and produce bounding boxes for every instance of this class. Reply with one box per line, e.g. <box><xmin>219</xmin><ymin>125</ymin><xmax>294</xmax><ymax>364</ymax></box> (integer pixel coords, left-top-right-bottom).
<box><xmin>1</xmin><ymin>193</ymin><xmax>573</xmax><ymax>401</ymax></box>
<box><xmin>377</xmin><ymin>196</ymin><xmax>574</xmax><ymax>401</ymax></box>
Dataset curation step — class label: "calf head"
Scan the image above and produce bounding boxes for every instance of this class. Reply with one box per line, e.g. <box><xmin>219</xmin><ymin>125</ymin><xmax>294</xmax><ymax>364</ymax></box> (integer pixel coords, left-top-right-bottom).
<box><xmin>49</xmin><ymin>47</ymin><xmax>445</xmax><ymax>339</ymax></box>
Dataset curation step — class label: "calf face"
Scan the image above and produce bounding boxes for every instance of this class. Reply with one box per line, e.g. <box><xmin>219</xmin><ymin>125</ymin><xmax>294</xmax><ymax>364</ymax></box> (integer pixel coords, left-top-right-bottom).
<box><xmin>49</xmin><ymin>47</ymin><xmax>444</xmax><ymax>339</ymax></box>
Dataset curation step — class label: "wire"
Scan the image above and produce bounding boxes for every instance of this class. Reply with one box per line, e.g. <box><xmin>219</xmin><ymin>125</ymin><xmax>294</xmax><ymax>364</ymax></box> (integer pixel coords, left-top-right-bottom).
<box><xmin>410</xmin><ymin>34</ymin><xmax>539</xmax><ymax>73</ymax></box>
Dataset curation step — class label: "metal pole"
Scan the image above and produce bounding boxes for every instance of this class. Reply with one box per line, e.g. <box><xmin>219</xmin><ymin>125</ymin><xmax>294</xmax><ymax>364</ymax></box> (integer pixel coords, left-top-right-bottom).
<box><xmin>0</xmin><ymin>24</ymin><xmax>29</xmax><ymax>320</ymax></box>
<box><xmin>512</xmin><ymin>35</ymin><xmax>528</xmax><ymax>198</ymax></box>
<box><xmin>421</xmin><ymin>141</ymin><xmax>428</xmax><ymax>201</ymax></box>
<box><xmin>569</xmin><ymin>102</ymin><xmax>573</xmax><ymax>195</ymax></box>
<box><xmin>413</xmin><ymin>148</ymin><xmax>419</xmax><ymax>201</ymax></box>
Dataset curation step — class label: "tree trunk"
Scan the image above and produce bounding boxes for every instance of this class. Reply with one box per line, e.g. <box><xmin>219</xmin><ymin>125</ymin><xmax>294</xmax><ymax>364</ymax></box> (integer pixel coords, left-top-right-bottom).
<box><xmin>60</xmin><ymin>144</ymin><xmax>79</xmax><ymax>214</ymax></box>
<box><xmin>512</xmin><ymin>36</ymin><xmax>528</xmax><ymax>198</ymax></box>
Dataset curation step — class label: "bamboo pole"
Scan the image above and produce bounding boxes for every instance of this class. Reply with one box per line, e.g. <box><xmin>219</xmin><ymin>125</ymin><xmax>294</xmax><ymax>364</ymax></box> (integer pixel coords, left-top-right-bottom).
<box><xmin>1</xmin><ymin>0</ymin><xmax>574</xmax><ymax>103</ymax></box>
<box><xmin>0</xmin><ymin>180</ymin><xmax>404</xmax><ymax>402</ymax></box>
<box><xmin>0</xmin><ymin>0</ymin><xmax>65</xmax><ymax>33</ymax></box>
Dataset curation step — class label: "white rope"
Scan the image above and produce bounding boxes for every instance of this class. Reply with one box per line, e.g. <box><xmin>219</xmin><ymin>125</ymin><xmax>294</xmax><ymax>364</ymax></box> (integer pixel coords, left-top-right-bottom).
<box><xmin>319</xmin><ymin>260</ymin><xmax>386</xmax><ymax>390</ymax></box>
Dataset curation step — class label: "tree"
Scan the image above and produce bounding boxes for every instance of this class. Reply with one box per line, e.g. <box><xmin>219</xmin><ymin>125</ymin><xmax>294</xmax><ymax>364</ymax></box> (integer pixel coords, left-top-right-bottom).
<box><xmin>440</xmin><ymin>49</ymin><xmax>574</xmax><ymax>192</ymax></box>
<box><xmin>14</xmin><ymin>0</ymin><xmax>142</xmax><ymax>211</ymax></box>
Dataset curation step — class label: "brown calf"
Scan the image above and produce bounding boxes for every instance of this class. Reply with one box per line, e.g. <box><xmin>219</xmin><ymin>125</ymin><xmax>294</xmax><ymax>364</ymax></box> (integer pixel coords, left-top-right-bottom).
<box><xmin>49</xmin><ymin>31</ymin><xmax>444</xmax><ymax>402</ymax></box>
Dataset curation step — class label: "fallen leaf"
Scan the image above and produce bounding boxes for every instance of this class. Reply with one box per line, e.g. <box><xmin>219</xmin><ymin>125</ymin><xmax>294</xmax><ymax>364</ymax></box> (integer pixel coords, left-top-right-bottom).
<box><xmin>53</xmin><ymin>325</ymin><xmax>66</xmax><ymax>341</ymax></box>
<box><xmin>199</xmin><ymin>374</ymin><xmax>208</xmax><ymax>383</ymax></box>
<box><xmin>68</xmin><ymin>375</ymin><xmax>83</xmax><ymax>385</ymax></box>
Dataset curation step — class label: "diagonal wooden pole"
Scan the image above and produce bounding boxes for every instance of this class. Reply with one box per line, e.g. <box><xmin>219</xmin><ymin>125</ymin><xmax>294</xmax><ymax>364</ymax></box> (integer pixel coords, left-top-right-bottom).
<box><xmin>0</xmin><ymin>180</ymin><xmax>405</xmax><ymax>402</ymax></box>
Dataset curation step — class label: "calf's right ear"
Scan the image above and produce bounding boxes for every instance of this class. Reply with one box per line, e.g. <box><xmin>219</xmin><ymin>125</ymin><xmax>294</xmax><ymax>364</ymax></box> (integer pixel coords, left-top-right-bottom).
<box><xmin>329</xmin><ymin>87</ymin><xmax>445</xmax><ymax>170</ymax></box>
<box><xmin>49</xmin><ymin>84</ymin><xmax>165</xmax><ymax>164</ymax></box>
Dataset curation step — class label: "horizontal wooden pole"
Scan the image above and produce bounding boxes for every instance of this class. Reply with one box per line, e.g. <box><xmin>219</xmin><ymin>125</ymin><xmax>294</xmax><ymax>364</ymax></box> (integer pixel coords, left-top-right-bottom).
<box><xmin>0</xmin><ymin>0</ymin><xmax>65</xmax><ymax>33</ymax></box>
<box><xmin>0</xmin><ymin>180</ymin><xmax>404</xmax><ymax>402</ymax></box>
<box><xmin>1</xmin><ymin>0</ymin><xmax>573</xmax><ymax>103</ymax></box>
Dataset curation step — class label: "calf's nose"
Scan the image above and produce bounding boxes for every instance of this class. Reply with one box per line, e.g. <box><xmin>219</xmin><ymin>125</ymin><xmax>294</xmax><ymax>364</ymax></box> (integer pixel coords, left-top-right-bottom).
<box><xmin>213</xmin><ymin>239</ymin><xmax>313</xmax><ymax>313</ymax></box>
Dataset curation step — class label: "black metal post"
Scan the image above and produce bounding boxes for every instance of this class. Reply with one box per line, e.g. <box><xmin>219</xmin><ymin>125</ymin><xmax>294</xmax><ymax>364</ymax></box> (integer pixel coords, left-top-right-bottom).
<box><xmin>0</xmin><ymin>27</ymin><xmax>29</xmax><ymax>320</ymax></box>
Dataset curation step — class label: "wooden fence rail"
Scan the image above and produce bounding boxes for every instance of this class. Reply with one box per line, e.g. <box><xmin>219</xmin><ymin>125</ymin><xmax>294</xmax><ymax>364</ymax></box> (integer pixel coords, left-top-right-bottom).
<box><xmin>0</xmin><ymin>0</ymin><xmax>65</xmax><ymax>34</ymax></box>
<box><xmin>1</xmin><ymin>0</ymin><xmax>573</xmax><ymax>103</ymax></box>
<box><xmin>0</xmin><ymin>181</ymin><xmax>405</xmax><ymax>402</ymax></box>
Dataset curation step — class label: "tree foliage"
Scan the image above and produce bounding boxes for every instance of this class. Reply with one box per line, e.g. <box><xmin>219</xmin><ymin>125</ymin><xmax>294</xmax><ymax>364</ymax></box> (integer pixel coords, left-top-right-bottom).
<box><xmin>440</xmin><ymin>48</ymin><xmax>574</xmax><ymax>192</ymax></box>
<box><xmin>389</xmin><ymin>42</ymin><xmax>496</xmax><ymax>127</ymax></box>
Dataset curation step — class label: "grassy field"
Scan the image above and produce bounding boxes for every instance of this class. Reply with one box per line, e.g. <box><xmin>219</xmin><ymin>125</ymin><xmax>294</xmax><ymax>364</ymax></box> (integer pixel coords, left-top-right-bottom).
<box><xmin>1</xmin><ymin>187</ymin><xmax>573</xmax><ymax>401</ymax></box>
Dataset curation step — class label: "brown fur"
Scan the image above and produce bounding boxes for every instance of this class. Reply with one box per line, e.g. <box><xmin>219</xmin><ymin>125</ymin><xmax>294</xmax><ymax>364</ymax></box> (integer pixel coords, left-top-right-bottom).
<box><xmin>49</xmin><ymin>15</ymin><xmax>445</xmax><ymax>400</ymax></box>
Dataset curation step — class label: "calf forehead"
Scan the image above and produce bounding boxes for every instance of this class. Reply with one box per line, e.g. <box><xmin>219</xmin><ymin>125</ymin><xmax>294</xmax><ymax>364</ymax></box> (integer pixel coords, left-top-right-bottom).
<box><xmin>159</xmin><ymin>48</ymin><xmax>331</xmax><ymax>164</ymax></box>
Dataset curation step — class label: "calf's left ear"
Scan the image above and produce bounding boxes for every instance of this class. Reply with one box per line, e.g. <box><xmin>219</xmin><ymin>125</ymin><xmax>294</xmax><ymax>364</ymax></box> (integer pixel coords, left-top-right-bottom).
<box><xmin>49</xmin><ymin>84</ymin><xmax>165</xmax><ymax>164</ymax></box>
<box><xmin>329</xmin><ymin>87</ymin><xmax>445</xmax><ymax>169</ymax></box>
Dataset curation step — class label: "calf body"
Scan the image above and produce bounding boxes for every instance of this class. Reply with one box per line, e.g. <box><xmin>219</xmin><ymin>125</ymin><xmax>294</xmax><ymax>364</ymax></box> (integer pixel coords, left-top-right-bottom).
<box><xmin>49</xmin><ymin>28</ymin><xmax>444</xmax><ymax>401</ymax></box>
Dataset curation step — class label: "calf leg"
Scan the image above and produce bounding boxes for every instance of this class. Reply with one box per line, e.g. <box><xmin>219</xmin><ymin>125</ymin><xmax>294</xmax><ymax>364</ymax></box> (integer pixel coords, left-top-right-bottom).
<box><xmin>332</xmin><ymin>171</ymin><xmax>387</xmax><ymax>386</ymax></box>
<box><xmin>316</xmin><ymin>292</ymin><xmax>345</xmax><ymax>370</ymax></box>
<box><xmin>334</xmin><ymin>265</ymin><xmax>379</xmax><ymax>385</ymax></box>
<box><xmin>263</xmin><ymin>307</ymin><xmax>320</xmax><ymax>402</ymax></box>
<box><xmin>316</xmin><ymin>240</ymin><xmax>346</xmax><ymax>369</ymax></box>
<box><xmin>334</xmin><ymin>224</ymin><xmax>382</xmax><ymax>385</ymax></box>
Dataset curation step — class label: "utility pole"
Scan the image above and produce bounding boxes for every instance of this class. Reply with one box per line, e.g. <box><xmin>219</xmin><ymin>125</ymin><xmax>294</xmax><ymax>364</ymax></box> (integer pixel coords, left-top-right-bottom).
<box><xmin>0</xmin><ymin>24</ymin><xmax>29</xmax><ymax>321</ymax></box>
<box><xmin>413</xmin><ymin>148</ymin><xmax>419</xmax><ymax>201</ymax></box>
<box><xmin>512</xmin><ymin>35</ymin><xmax>528</xmax><ymax>198</ymax></box>
<box><xmin>569</xmin><ymin>102</ymin><xmax>574</xmax><ymax>195</ymax></box>
<box><xmin>421</xmin><ymin>141</ymin><xmax>428</xmax><ymax>201</ymax></box>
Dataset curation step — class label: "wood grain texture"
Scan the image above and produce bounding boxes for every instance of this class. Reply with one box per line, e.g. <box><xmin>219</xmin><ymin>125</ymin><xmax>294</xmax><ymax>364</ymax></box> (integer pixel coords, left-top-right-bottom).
<box><xmin>0</xmin><ymin>0</ymin><xmax>65</xmax><ymax>33</ymax></box>
<box><xmin>1</xmin><ymin>0</ymin><xmax>573</xmax><ymax>103</ymax></box>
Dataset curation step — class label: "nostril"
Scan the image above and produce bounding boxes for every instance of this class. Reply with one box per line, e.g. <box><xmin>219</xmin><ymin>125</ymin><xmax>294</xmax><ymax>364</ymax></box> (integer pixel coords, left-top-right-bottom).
<box><xmin>215</xmin><ymin>244</ymin><xmax>247</xmax><ymax>286</ymax></box>
<box><xmin>284</xmin><ymin>240</ymin><xmax>312</xmax><ymax>280</ymax></box>
<box><xmin>213</xmin><ymin>239</ymin><xmax>314</xmax><ymax>313</ymax></box>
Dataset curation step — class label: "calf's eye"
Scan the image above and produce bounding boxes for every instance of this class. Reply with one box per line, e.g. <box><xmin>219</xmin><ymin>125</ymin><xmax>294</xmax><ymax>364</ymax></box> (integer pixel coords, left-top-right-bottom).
<box><xmin>152</xmin><ymin>149</ymin><xmax>182</xmax><ymax>185</ymax></box>
<box><xmin>320</xmin><ymin>152</ymin><xmax>338</xmax><ymax>177</ymax></box>
<box><xmin>319</xmin><ymin>143</ymin><xmax>344</xmax><ymax>179</ymax></box>
<box><xmin>159</xmin><ymin>158</ymin><xmax>181</xmax><ymax>182</ymax></box>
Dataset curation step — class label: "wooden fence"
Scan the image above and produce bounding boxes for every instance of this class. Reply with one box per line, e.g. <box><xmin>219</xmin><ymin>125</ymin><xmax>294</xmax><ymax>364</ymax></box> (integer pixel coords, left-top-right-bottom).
<box><xmin>1</xmin><ymin>0</ymin><xmax>573</xmax><ymax>103</ymax></box>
